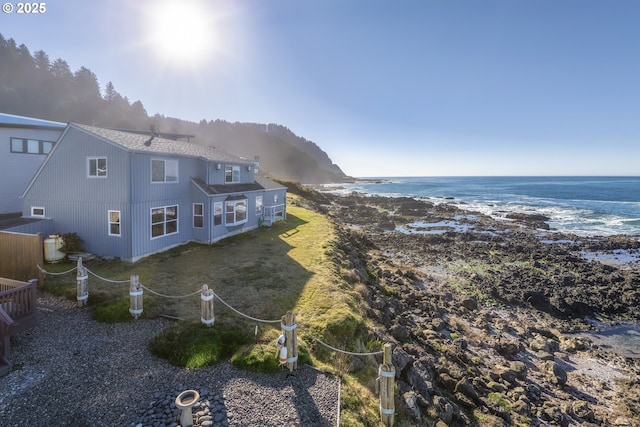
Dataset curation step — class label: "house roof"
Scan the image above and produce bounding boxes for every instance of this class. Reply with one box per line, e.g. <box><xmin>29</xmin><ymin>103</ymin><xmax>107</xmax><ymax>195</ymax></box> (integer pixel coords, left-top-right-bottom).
<box><xmin>192</xmin><ymin>176</ymin><xmax>286</xmax><ymax>196</ymax></box>
<box><xmin>73</xmin><ymin>123</ymin><xmax>250</xmax><ymax>164</ymax></box>
<box><xmin>0</xmin><ymin>112</ymin><xmax>66</xmax><ymax>129</ymax></box>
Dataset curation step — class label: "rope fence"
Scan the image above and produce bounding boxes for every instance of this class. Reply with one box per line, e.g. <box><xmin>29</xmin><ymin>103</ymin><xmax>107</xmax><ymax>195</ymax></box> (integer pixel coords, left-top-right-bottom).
<box><xmin>38</xmin><ymin>258</ymin><xmax>396</xmax><ymax>425</ymax></box>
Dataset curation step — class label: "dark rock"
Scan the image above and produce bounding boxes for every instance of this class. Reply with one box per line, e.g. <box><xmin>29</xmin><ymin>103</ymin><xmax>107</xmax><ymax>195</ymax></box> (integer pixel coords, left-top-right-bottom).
<box><xmin>461</xmin><ymin>297</ymin><xmax>478</xmax><ymax>311</ymax></box>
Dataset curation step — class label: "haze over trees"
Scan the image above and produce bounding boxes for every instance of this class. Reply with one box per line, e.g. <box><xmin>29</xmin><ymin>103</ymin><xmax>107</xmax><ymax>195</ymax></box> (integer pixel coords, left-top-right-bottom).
<box><xmin>0</xmin><ymin>33</ymin><xmax>348</xmax><ymax>183</ymax></box>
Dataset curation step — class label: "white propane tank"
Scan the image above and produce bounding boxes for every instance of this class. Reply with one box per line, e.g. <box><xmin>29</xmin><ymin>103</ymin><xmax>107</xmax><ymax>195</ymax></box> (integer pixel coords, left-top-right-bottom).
<box><xmin>44</xmin><ymin>234</ymin><xmax>65</xmax><ymax>263</ymax></box>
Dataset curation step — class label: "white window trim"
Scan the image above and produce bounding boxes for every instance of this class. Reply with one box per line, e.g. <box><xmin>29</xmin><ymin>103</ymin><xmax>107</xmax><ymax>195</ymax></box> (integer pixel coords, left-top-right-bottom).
<box><xmin>213</xmin><ymin>201</ymin><xmax>223</xmax><ymax>226</ymax></box>
<box><xmin>87</xmin><ymin>157</ymin><xmax>108</xmax><ymax>178</ymax></box>
<box><xmin>151</xmin><ymin>159</ymin><xmax>179</xmax><ymax>183</ymax></box>
<box><xmin>31</xmin><ymin>206</ymin><xmax>45</xmax><ymax>218</ymax></box>
<box><xmin>256</xmin><ymin>195</ymin><xmax>263</xmax><ymax>216</ymax></box>
<box><xmin>108</xmin><ymin>210</ymin><xmax>121</xmax><ymax>236</ymax></box>
<box><xmin>225</xmin><ymin>199</ymin><xmax>248</xmax><ymax>226</ymax></box>
<box><xmin>193</xmin><ymin>203</ymin><xmax>204</xmax><ymax>228</ymax></box>
<box><xmin>225</xmin><ymin>165</ymin><xmax>240</xmax><ymax>184</ymax></box>
<box><xmin>150</xmin><ymin>205</ymin><xmax>179</xmax><ymax>239</ymax></box>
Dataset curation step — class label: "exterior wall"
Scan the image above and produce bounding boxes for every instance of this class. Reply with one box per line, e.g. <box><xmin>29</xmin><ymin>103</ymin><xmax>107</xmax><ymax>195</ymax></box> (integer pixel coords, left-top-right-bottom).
<box><xmin>5</xmin><ymin>219</ymin><xmax>54</xmax><ymax>236</ymax></box>
<box><xmin>0</xmin><ymin>127</ymin><xmax>63</xmax><ymax>214</ymax></box>
<box><xmin>190</xmin><ymin>183</ymin><xmax>210</xmax><ymax>244</ymax></box>
<box><xmin>129</xmin><ymin>153</ymin><xmax>205</xmax><ymax>260</ymax></box>
<box><xmin>209</xmin><ymin>194</ymin><xmax>258</xmax><ymax>243</ymax></box>
<box><xmin>22</xmin><ymin>127</ymin><xmax>133</xmax><ymax>259</ymax></box>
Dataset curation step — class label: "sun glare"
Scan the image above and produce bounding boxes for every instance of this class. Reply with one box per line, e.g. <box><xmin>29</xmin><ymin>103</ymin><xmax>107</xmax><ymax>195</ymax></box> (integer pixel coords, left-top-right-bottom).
<box><xmin>147</xmin><ymin>1</ymin><xmax>217</xmax><ymax>66</ymax></box>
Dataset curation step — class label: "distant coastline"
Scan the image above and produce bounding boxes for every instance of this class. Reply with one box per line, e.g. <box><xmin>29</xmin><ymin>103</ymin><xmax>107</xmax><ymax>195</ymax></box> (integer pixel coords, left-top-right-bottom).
<box><xmin>321</xmin><ymin>176</ymin><xmax>640</xmax><ymax>237</ymax></box>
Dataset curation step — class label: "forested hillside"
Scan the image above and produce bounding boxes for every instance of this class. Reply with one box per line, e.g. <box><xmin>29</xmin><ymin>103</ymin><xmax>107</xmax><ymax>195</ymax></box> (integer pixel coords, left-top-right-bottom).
<box><xmin>0</xmin><ymin>34</ymin><xmax>350</xmax><ymax>183</ymax></box>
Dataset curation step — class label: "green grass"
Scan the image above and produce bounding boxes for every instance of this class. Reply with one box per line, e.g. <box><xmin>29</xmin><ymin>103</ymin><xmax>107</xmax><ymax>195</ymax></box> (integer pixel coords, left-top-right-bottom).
<box><xmin>41</xmin><ymin>194</ymin><xmax>386</xmax><ymax>426</ymax></box>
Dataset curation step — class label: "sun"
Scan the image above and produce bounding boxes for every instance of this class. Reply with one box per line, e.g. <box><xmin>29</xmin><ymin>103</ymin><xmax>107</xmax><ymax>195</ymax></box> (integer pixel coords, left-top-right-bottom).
<box><xmin>146</xmin><ymin>1</ymin><xmax>217</xmax><ymax>66</ymax></box>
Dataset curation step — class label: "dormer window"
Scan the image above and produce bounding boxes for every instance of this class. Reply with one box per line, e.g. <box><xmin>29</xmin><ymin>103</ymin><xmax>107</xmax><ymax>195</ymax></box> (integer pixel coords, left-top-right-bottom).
<box><xmin>225</xmin><ymin>165</ymin><xmax>240</xmax><ymax>183</ymax></box>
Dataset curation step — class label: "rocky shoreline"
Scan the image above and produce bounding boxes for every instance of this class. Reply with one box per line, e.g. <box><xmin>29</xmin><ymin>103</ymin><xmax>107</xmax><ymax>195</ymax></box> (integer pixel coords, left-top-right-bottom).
<box><xmin>315</xmin><ymin>190</ymin><xmax>640</xmax><ymax>426</ymax></box>
<box><xmin>3</xmin><ymin>187</ymin><xmax>640</xmax><ymax>426</ymax></box>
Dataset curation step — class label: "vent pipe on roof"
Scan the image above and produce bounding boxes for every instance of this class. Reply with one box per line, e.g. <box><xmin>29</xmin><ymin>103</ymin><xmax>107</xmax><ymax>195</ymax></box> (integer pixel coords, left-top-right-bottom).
<box><xmin>144</xmin><ymin>124</ymin><xmax>158</xmax><ymax>146</ymax></box>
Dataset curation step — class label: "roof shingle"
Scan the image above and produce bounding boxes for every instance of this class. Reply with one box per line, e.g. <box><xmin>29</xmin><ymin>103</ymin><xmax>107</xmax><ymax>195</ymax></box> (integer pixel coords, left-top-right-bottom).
<box><xmin>73</xmin><ymin>123</ymin><xmax>250</xmax><ymax>164</ymax></box>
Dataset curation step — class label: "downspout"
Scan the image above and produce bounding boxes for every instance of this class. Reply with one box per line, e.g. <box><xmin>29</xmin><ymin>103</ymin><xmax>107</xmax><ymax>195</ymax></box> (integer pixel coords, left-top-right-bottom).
<box><xmin>207</xmin><ymin>163</ymin><xmax>212</xmax><ymax>244</ymax></box>
<box><xmin>128</xmin><ymin>152</ymin><xmax>134</xmax><ymax>260</ymax></box>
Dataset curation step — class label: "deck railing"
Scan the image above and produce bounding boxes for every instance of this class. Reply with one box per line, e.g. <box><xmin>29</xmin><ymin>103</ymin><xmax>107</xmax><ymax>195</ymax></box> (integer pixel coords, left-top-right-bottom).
<box><xmin>263</xmin><ymin>204</ymin><xmax>286</xmax><ymax>226</ymax></box>
<box><xmin>0</xmin><ymin>277</ymin><xmax>37</xmax><ymax>375</ymax></box>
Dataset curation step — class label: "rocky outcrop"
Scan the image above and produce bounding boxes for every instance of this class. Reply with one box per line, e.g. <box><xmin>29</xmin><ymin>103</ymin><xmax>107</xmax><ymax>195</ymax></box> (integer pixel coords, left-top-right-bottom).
<box><xmin>326</xmin><ymin>192</ymin><xmax>640</xmax><ymax>426</ymax></box>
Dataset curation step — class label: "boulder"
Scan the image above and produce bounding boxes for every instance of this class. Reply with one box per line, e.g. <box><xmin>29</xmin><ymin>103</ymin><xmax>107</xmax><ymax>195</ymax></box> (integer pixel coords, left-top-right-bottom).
<box><xmin>402</xmin><ymin>391</ymin><xmax>421</xmax><ymax>421</ymax></box>
<box><xmin>544</xmin><ymin>361</ymin><xmax>568</xmax><ymax>386</ymax></box>
<box><xmin>461</xmin><ymin>297</ymin><xmax>478</xmax><ymax>311</ymax></box>
<box><xmin>454</xmin><ymin>377</ymin><xmax>479</xmax><ymax>403</ymax></box>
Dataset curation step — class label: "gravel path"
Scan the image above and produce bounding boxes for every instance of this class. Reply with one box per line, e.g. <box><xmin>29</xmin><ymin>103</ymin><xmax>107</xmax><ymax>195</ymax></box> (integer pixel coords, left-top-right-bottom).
<box><xmin>0</xmin><ymin>294</ymin><xmax>340</xmax><ymax>427</ymax></box>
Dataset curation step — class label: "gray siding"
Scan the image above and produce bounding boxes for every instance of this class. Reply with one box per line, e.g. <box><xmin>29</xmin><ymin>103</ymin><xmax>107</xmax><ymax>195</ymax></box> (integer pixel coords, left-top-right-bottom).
<box><xmin>23</xmin><ymin>127</ymin><xmax>131</xmax><ymax>203</ymax></box>
<box><xmin>21</xmin><ymin>125</ymin><xmax>286</xmax><ymax>262</ymax></box>
<box><xmin>21</xmin><ymin>199</ymin><xmax>132</xmax><ymax>260</ymax></box>
<box><xmin>6</xmin><ymin>218</ymin><xmax>54</xmax><ymax>236</ymax></box>
<box><xmin>0</xmin><ymin>127</ymin><xmax>63</xmax><ymax>214</ymax></box>
<box><xmin>22</xmin><ymin>127</ymin><xmax>133</xmax><ymax>259</ymax></box>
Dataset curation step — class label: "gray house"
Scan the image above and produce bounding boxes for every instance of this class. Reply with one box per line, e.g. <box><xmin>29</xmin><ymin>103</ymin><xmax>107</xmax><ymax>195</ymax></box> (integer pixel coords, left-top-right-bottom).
<box><xmin>20</xmin><ymin>124</ymin><xmax>286</xmax><ymax>262</ymax></box>
<box><xmin>0</xmin><ymin>113</ymin><xmax>66</xmax><ymax>214</ymax></box>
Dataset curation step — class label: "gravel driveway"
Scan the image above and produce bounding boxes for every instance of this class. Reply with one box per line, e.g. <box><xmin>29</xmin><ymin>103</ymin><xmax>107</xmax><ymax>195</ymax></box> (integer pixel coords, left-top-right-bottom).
<box><xmin>0</xmin><ymin>295</ymin><xmax>340</xmax><ymax>427</ymax></box>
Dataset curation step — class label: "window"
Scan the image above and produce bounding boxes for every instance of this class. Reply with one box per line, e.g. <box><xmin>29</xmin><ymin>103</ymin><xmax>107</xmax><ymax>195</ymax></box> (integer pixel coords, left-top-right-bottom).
<box><xmin>151</xmin><ymin>159</ymin><xmax>179</xmax><ymax>183</ymax></box>
<box><xmin>151</xmin><ymin>205</ymin><xmax>178</xmax><ymax>238</ymax></box>
<box><xmin>31</xmin><ymin>206</ymin><xmax>45</xmax><ymax>217</ymax></box>
<box><xmin>88</xmin><ymin>157</ymin><xmax>107</xmax><ymax>177</ymax></box>
<box><xmin>213</xmin><ymin>202</ymin><xmax>223</xmax><ymax>226</ymax></box>
<box><xmin>274</xmin><ymin>194</ymin><xmax>279</xmax><ymax>204</ymax></box>
<box><xmin>108</xmin><ymin>210</ymin><xmax>121</xmax><ymax>236</ymax></box>
<box><xmin>256</xmin><ymin>195</ymin><xmax>263</xmax><ymax>216</ymax></box>
<box><xmin>225</xmin><ymin>165</ymin><xmax>240</xmax><ymax>183</ymax></box>
<box><xmin>193</xmin><ymin>203</ymin><xmax>204</xmax><ymax>228</ymax></box>
<box><xmin>225</xmin><ymin>199</ymin><xmax>247</xmax><ymax>226</ymax></box>
<box><xmin>27</xmin><ymin>139</ymin><xmax>39</xmax><ymax>153</ymax></box>
<box><xmin>10</xmin><ymin>137</ymin><xmax>55</xmax><ymax>154</ymax></box>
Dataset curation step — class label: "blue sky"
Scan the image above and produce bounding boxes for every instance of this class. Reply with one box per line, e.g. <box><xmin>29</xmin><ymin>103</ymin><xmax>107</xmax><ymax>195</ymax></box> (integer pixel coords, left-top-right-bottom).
<box><xmin>2</xmin><ymin>0</ymin><xmax>639</xmax><ymax>177</ymax></box>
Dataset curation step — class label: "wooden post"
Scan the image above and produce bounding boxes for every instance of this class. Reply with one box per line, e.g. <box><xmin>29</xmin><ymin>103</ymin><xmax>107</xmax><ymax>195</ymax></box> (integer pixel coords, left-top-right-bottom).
<box><xmin>200</xmin><ymin>284</ymin><xmax>215</xmax><ymax>326</ymax></box>
<box><xmin>379</xmin><ymin>343</ymin><xmax>395</xmax><ymax>426</ymax></box>
<box><xmin>281</xmin><ymin>311</ymin><xmax>298</xmax><ymax>372</ymax></box>
<box><xmin>76</xmin><ymin>257</ymin><xmax>88</xmax><ymax>307</ymax></box>
<box><xmin>129</xmin><ymin>274</ymin><xmax>143</xmax><ymax>319</ymax></box>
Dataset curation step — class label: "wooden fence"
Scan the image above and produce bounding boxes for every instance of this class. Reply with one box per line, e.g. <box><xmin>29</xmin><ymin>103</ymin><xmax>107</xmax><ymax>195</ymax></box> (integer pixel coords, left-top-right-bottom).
<box><xmin>0</xmin><ymin>277</ymin><xmax>38</xmax><ymax>376</ymax></box>
<box><xmin>0</xmin><ymin>231</ymin><xmax>44</xmax><ymax>282</ymax></box>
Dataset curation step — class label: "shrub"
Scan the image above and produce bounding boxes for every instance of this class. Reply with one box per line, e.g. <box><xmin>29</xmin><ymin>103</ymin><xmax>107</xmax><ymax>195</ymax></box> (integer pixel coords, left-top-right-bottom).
<box><xmin>148</xmin><ymin>321</ymin><xmax>250</xmax><ymax>368</ymax></box>
<box><xmin>60</xmin><ymin>232</ymin><xmax>84</xmax><ymax>253</ymax></box>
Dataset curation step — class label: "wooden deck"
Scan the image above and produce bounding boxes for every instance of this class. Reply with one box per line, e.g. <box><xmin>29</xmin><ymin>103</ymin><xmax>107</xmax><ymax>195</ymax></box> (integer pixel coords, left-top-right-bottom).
<box><xmin>0</xmin><ymin>277</ymin><xmax>37</xmax><ymax>376</ymax></box>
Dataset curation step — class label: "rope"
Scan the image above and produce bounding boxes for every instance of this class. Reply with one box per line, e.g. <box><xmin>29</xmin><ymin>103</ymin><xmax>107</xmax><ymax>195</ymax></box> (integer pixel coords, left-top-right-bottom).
<box><xmin>306</xmin><ymin>333</ymin><xmax>385</xmax><ymax>356</ymax></box>
<box><xmin>138</xmin><ymin>283</ymin><xmax>201</xmax><ymax>299</ymax></box>
<box><xmin>213</xmin><ymin>292</ymin><xmax>281</xmax><ymax>324</ymax></box>
<box><xmin>35</xmin><ymin>265</ymin><xmax>387</xmax><ymax>358</ymax></box>
<box><xmin>86</xmin><ymin>268</ymin><xmax>129</xmax><ymax>284</ymax></box>
<box><xmin>36</xmin><ymin>264</ymin><xmax>77</xmax><ymax>276</ymax></box>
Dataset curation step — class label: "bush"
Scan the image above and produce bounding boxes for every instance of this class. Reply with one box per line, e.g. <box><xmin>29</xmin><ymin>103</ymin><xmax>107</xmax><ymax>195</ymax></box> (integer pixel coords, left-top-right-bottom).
<box><xmin>148</xmin><ymin>321</ymin><xmax>250</xmax><ymax>368</ymax></box>
<box><xmin>60</xmin><ymin>232</ymin><xmax>84</xmax><ymax>253</ymax></box>
<box><xmin>231</xmin><ymin>339</ymin><xmax>311</xmax><ymax>373</ymax></box>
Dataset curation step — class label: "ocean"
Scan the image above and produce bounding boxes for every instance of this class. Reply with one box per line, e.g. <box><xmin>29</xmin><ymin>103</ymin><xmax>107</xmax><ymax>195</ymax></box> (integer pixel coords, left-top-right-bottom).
<box><xmin>324</xmin><ymin>176</ymin><xmax>640</xmax><ymax>237</ymax></box>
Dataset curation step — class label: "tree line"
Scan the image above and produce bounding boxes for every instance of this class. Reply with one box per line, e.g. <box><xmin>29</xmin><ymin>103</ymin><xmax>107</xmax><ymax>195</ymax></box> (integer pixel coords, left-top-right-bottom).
<box><xmin>0</xmin><ymin>33</ymin><xmax>348</xmax><ymax>183</ymax></box>
<box><xmin>0</xmin><ymin>33</ymin><xmax>148</xmax><ymax>128</ymax></box>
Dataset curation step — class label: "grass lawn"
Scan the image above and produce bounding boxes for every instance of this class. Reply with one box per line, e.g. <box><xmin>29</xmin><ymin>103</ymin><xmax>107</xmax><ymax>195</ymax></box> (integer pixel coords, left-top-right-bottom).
<box><xmin>41</xmin><ymin>194</ymin><xmax>386</xmax><ymax>425</ymax></box>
